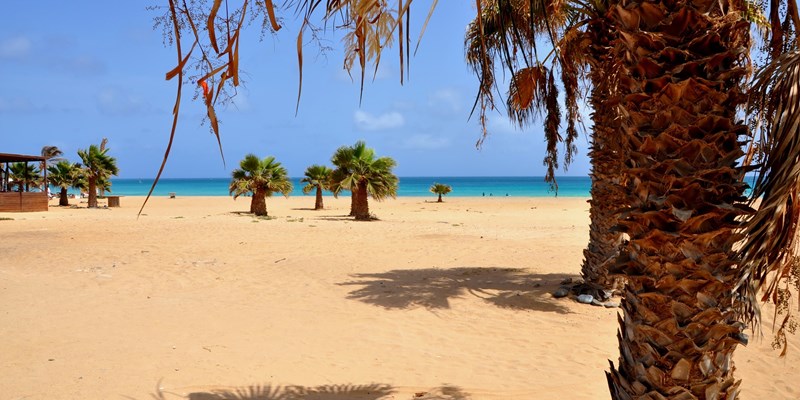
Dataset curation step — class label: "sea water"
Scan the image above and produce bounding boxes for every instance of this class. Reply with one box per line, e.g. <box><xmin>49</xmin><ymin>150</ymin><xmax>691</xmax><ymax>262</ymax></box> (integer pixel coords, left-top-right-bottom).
<box><xmin>60</xmin><ymin>176</ymin><xmax>593</xmax><ymax>197</ymax></box>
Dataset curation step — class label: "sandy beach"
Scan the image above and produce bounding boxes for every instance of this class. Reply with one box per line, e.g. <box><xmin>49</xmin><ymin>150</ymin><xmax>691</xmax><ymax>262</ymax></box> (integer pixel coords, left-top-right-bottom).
<box><xmin>1</xmin><ymin>195</ymin><xmax>797</xmax><ymax>399</ymax></box>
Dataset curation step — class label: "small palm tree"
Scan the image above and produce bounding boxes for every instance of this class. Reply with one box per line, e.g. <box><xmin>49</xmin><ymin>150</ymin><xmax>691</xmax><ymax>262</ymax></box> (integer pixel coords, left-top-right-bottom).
<box><xmin>77</xmin><ymin>140</ymin><xmax>119</xmax><ymax>208</ymax></box>
<box><xmin>301</xmin><ymin>164</ymin><xmax>333</xmax><ymax>210</ymax></box>
<box><xmin>429</xmin><ymin>183</ymin><xmax>452</xmax><ymax>203</ymax></box>
<box><xmin>9</xmin><ymin>162</ymin><xmax>41</xmax><ymax>192</ymax></box>
<box><xmin>47</xmin><ymin>160</ymin><xmax>81</xmax><ymax>206</ymax></box>
<box><xmin>331</xmin><ymin>141</ymin><xmax>398</xmax><ymax>221</ymax></box>
<box><xmin>229</xmin><ymin>154</ymin><xmax>293</xmax><ymax>216</ymax></box>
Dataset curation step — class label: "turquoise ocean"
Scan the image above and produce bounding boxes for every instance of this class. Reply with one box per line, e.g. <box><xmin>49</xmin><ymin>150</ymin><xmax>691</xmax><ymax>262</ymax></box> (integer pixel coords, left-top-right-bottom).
<box><xmin>93</xmin><ymin>176</ymin><xmax>592</xmax><ymax>197</ymax></box>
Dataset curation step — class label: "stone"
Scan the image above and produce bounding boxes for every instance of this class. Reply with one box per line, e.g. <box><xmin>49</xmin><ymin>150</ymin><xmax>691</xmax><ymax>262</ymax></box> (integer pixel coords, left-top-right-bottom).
<box><xmin>604</xmin><ymin>301</ymin><xmax>620</xmax><ymax>308</ymax></box>
<box><xmin>577</xmin><ymin>294</ymin><xmax>594</xmax><ymax>304</ymax></box>
<box><xmin>552</xmin><ymin>287</ymin><xmax>570</xmax><ymax>298</ymax></box>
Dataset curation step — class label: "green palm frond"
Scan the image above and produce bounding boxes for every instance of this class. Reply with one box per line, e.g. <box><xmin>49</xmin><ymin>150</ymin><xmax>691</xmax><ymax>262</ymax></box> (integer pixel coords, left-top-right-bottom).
<box><xmin>77</xmin><ymin>142</ymin><xmax>119</xmax><ymax>183</ymax></box>
<box><xmin>47</xmin><ymin>161</ymin><xmax>81</xmax><ymax>190</ymax></box>
<box><xmin>229</xmin><ymin>153</ymin><xmax>292</xmax><ymax>200</ymax></box>
<box><xmin>301</xmin><ymin>164</ymin><xmax>333</xmax><ymax>194</ymax></box>
<box><xmin>430</xmin><ymin>183</ymin><xmax>452</xmax><ymax>195</ymax></box>
<box><xmin>329</xmin><ymin>141</ymin><xmax>398</xmax><ymax>202</ymax></box>
<box><xmin>9</xmin><ymin>162</ymin><xmax>42</xmax><ymax>191</ymax></box>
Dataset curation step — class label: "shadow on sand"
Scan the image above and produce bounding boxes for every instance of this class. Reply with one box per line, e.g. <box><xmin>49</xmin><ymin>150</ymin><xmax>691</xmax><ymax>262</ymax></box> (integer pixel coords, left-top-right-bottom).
<box><xmin>338</xmin><ymin>267</ymin><xmax>574</xmax><ymax>314</ymax></box>
<box><xmin>154</xmin><ymin>383</ymin><xmax>469</xmax><ymax>400</ymax></box>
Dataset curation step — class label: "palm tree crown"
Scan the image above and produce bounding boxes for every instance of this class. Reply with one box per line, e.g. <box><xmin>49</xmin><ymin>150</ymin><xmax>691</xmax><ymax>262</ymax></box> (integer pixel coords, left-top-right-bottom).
<box><xmin>9</xmin><ymin>162</ymin><xmax>41</xmax><ymax>192</ymax></box>
<box><xmin>229</xmin><ymin>154</ymin><xmax>293</xmax><ymax>216</ymax></box>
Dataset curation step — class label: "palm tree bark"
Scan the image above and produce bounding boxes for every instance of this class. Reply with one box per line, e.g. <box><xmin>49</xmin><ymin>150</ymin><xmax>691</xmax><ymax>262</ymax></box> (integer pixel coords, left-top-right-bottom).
<box><xmin>354</xmin><ymin>182</ymin><xmax>370</xmax><ymax>221</ymax></box>
<box><xmin>315</xmin><ymin>186</ymin><xmax>324</xmax><ymax>210</ymax></box>
<box><xmin>59</xmin><ymin>188</ymin><xmax>69</xmax><ymax>206</ymax></box>
<box><xmin>87</xmin><ymin>178</ymin><xmax>98</xmax><ymax>208</ymax></box>
<box><xmin>350</xmin><ymin>190</ymin><xmax>356</xmax><ymax>216</ymax></box>
<box><xmin>604</xmin><ymin>1</ymin><xmax>751</xmax><ymax>398</ymax></box>
<box><xmin>437</xmin><ymin>194</ymin><xmax>443</xmax><ymax>202</ymax></box>
<box><xmin>251</xmin><ymin>187</ymin><xmax>268</xmax><ymax>216</ymax></box>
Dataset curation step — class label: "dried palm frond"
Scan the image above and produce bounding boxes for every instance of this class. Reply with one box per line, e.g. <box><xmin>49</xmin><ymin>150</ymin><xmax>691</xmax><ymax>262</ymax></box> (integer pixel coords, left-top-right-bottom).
<box><xmin>739</xmin><ymin>49</ymin><xmax>800</xmax><ymax>355</ymax></box>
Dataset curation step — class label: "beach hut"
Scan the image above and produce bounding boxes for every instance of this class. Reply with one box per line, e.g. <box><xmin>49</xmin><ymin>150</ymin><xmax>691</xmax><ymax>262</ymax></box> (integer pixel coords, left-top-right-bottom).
<box><xmin>0</xmin><ymin>153</ymin><xmax>48</xmax><ymax>212</ymax></box>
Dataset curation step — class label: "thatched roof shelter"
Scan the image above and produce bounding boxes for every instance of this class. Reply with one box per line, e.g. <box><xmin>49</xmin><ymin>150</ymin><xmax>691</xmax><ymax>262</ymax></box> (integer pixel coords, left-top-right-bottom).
<box><xmin>0</xmin><ymin>153</ymin><xmax>46</xmax><ymax>163</ymax></box>
<box><xmin>0</xmin><ymin>152</ymin><xmax>48</xmax><ymax>212</ymax></box>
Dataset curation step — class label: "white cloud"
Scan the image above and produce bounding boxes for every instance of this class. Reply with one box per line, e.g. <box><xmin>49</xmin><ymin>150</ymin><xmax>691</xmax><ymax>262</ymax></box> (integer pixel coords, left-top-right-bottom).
<box><xmin>402</xmin><ymin>134</ymin><xmax>450</xmax><ymax>150</ymax></box>
<box><xmin>0</xmin><ymin>36</ymin><xmax>32</xmax><ymax>60</ymax></box>
<box><xmin>354</xmin><ymin>110</ymin><xmax>405</xmax><ymax>131</ymax></box>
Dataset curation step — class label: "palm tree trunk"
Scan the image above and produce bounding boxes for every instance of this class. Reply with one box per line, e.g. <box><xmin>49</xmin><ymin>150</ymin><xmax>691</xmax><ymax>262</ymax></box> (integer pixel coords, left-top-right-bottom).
<box><xmin>59</xmin><ymin>188</ymin><xmax>69</xmax><ymax>206</ymax></box>
<box><xmin>88</xmin><ymin>178</ymin><xmax>98</xmax><ymax>208</ymax></box>
<box><xmin>579</xmin><ymin>13</ymin><xmax>626</xmax><ymax>297</ymax></box>
<box><xmin>315</xmin><ymin>186</ymin><xmax>324</xmax><ymax>210</ymax></box>
<box><xmin>251</xmin><ymin>187</ymin><xmax>268</xmax><ymax>216</ymax></box>
<box><xmin>349</xmin><ymin>190</ymin><xmax>356</xmax><ymax>216</ymax></box>
<box><xmin>354</xmin><ymin>182</ymin><xmax>370</xmax><ymax>221</ymax></box>
<box><xmin>437</xmin><ymin>194</ymin><xmax>442</xmax><ymax>202</ymax></box>
<box><xmin>604</xmin><ymin>2</ymin><xmax>751</xmax><ymax>398</ymax></box>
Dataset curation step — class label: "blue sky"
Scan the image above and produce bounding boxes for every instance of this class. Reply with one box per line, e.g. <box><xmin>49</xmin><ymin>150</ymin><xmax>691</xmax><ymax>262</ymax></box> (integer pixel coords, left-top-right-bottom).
<box><xmin>2</xmin><ymin>1</ymin><xmax>591</xmax><ymax>179</ymax></box>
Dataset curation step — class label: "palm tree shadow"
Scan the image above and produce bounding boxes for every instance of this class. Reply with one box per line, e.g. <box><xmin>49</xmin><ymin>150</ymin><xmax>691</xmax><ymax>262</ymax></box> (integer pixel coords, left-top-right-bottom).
<box><xmin>338</xmin><ymin>267</ymin><xmax>574</xmax><ymax>314</ymax></box>
<box><xmin>181</xmin><ymin>383</ymin><xmax>394</xmax><ymax>400</ymax></box>
<box><xmin>413</xmin><ymin>385</ymin><xmax>471</xmax><ymax>399</ymax></box>
<box><xmin>314</xmin><ymin>215</ymin><xmax>354</xmax><ymax>221</ymax></box>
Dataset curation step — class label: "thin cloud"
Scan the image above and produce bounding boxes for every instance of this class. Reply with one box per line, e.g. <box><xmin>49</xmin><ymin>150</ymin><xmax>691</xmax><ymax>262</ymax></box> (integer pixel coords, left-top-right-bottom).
<box><xmin>0</xmin><ymin>36</ymin><xmax>32</xmax><ymax>60</ymax></box>
<box><xmin>62</xmin><ymin>55</ymin><xmax>106</xmax><ymax>76</ymax></box>
<box><xmin>96</xmin><ymin>87</ymin><xmax>150</xmax><ymax>115</ymax></box>
<box><xmin>335</xmin><ymin>63</ymin><xmax>395</xmax><ymax>83</ymax></box>
<box><xmin>354</xmin><ymin>110</ymin><xmax>405</xmax><ymax>131</ymax></box>
<box><xmin>402</xmin><ymin>134</ymin><xmax>451</xmax><ymax>150</ymax></box>
<box><xmin>0</xmin><ymin>96</ymin><xmax>50</xmax><ymax>114</ymax></box>
<box><xmin>427</xmin><ymin>88</ymin><xmax>463</xmax><ymax>115</ymax></box>
<box><xmin>487</xmin><ymin>115</ymin><xmax>521</xmax><ymax>135</ymax></box>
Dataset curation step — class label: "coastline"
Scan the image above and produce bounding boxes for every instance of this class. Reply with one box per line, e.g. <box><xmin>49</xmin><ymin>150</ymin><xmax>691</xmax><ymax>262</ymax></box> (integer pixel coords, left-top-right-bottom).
<box><xmin>1</xmin><ymin>196</ymin><xmax>796</xmax><ymax>399</ymax></box>
<box><xmin>78</xmin><ymin>176</ymin><xmax>593</xmax><ymax>198</ymax></box>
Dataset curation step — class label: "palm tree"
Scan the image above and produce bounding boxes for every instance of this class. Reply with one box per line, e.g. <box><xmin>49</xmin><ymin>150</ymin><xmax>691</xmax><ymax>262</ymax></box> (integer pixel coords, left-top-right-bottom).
<box><xmin>229</xmin><ymin>154</ymin><xmax>293</xmax><ymax>216</ymax></box>
<box><xmin>598</xmin><ymin>3</ymin><xmax>753</xmax><ymax>398</ymax></box>
<box><xmin>464</xmin><ymin>2</ymin><xmax>626</xmax><ymax>297</ymax></box>
<box><xmin>39</xmin><ymin>145</ymin><xmax>64</xmax><ymax>192</ymax></box>
<box><xmin>301</xmin><ymin>164</ymin><xmax>333</xmax><ymax>210</ymax></box>
<box><xmin>77</xmin><ymin>141</ymin><xmax>119</xmax><ymax>208</ymax></box>
<box><xmin>8</xmin><ymin>162</ymin><xmax>41</xmax><ymax>192</ymax></box>
<box><xmin>331</xmin><ymin>141</ymin><xmax>398</xmax><ymax>221</ymax></box>
<box><xmin>47</xmin><ymin>161</ymin><xmax>81</xmax><ymax>206</ymax></box>
<box><xmin>430</xmin><ymin>183</ymin><xmax>452</xmax><ymax>202</ymax></box>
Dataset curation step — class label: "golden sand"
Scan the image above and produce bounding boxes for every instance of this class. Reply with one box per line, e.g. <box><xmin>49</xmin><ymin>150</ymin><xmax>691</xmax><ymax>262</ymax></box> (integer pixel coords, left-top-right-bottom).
<box><xmin>1</xmin><ymin>196</ymin><xmax>797</xmax><ymax>399</ymax></box>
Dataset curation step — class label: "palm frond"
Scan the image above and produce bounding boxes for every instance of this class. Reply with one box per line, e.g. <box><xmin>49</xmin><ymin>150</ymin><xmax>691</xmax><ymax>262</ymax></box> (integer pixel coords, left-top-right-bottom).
<box><xmin>739</xmin><ymin>49</ymin><xmax>800</xmax><ymax>355</ymax></box>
